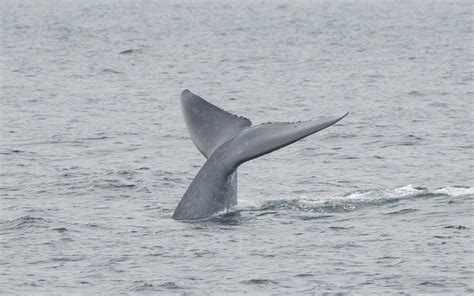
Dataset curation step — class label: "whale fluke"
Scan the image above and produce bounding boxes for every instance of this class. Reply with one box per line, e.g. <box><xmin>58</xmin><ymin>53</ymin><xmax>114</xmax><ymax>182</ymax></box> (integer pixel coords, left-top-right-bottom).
<box><xmin>230</xmin><ymin>116</ymin><xmax>348</xmax><ymax>166</ymax></box>
<box><xmin>172</xmin><ymin>90</ymin><xmax>348</xmax><ymax>220</ymax></box>
<box><xmin>180</xmin><ymin>89</ymin><xmax>251</xmax><ymax>158</ymax></box>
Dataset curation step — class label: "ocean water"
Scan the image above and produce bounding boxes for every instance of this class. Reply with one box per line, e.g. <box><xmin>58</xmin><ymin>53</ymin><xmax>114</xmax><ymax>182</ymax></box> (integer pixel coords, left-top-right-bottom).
<box><xmin>1</xmin><ymin>0</ymin><xmax>473</xmax><ymax>294</ymax></box>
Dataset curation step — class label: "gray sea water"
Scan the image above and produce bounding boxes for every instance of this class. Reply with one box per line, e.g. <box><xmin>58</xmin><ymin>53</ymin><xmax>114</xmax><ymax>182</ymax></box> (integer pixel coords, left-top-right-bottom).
<box><xmin>1</xmin><ymin>0</ymin><xmax>473</xmax><ymax>295</ymax></box>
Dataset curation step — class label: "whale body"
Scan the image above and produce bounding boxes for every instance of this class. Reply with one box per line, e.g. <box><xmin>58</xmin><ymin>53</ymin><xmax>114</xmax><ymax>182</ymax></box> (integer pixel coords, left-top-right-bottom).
<box><xmin>172</xmin><ymin>89</ymin><xmax>348</xmax><ymax>220</ymax></box>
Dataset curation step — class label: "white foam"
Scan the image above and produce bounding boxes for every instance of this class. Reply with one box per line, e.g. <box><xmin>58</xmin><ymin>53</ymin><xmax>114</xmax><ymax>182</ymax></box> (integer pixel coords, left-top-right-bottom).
<box><xmin>433</xmin><ymin>186</ymin><xmax>474</xmax><ymax>197</ymax></box>
<box><xmin>343</xmin><ymin>184</ymin><xmax>425</xmax><ymax>201</ymax></box>
<box><xmin>295</xmin><ymin>185</ymin><xmax>473</xmax><ymax>206</ymax></box>
<box><xmin>237</xmin><ymin>185</ymin><xmax>473</xmax><ymax>212</ymax></box>
<box><xmin>298</xmin><ymin>185</ymin><xmax>426</xmax><ymax>206</ymax></box>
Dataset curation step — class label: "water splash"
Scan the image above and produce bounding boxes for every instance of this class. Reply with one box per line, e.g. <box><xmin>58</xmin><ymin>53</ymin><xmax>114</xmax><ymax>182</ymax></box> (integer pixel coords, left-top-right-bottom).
<box><xmin>432</xmin><ymin>186</ymin><xmax>474</xmax><ymax>197</ymax></box>
<box><xmin>253</xmin><ymin>185</ymin><xmax>473</xmax><ymax>213</ymax></box>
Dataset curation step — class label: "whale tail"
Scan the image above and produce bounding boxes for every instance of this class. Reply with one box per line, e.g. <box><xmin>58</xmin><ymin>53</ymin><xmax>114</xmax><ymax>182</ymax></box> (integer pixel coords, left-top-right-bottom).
<box><xmin>180</xmin><ymin>89</ymin><xmax>252</xmax><ymax>158</ymax></box>
<box><xmin>172</xmin><ymin>90</ymin><xmax>348</xmax><ymax>220</ymax></box>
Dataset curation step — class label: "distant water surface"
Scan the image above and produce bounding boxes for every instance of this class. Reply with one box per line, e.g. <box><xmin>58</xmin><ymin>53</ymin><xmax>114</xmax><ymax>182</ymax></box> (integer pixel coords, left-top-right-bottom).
<box><xmin>1</xmin><ymin>0</ymin><xmax>473</xmax><ymax>294</ymax></box>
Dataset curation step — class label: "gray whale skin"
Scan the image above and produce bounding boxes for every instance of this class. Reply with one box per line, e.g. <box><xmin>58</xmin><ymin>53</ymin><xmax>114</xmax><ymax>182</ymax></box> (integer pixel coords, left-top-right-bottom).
<box><xmin>172</xmin><ymin>89</ymin><xmax>348</xmax><ymax>220</ymax></box>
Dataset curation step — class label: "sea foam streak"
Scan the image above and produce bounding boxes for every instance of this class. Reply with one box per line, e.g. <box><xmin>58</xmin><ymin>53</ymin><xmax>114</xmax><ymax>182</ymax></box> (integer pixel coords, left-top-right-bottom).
<box><xmin>432</xmin><ymin>186</ymin><xmax>474</xmax><ymax>197</ymax></box>
<box><xmin>244</xmin><ymin>185</ymin><xmax>474</xmax><ymax>213</ymax></box>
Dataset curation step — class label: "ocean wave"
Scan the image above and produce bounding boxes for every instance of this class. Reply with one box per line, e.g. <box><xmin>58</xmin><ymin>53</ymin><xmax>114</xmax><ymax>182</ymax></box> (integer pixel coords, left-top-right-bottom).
<box><xmin>255</xmin><ymin>185</ymin><xmax>473</xmax><ymax>213</ymax></box>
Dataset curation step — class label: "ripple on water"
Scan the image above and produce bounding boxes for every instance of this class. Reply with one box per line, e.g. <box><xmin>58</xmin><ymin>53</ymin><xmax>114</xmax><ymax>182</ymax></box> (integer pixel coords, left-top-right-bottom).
<box><xmin>444</xmin><ymin>225</ymin><xmax>468</xmax><ymax>230</ymax></box>
<box><xmin>0</xmin><ymin>148</ymin><xmax>25</xmax><ymax>155</ymax></box>
<box><xmin>385</xmin><ymin>208</ymin><xmax>418</xmax><ymax>215</ymax></box>
<box><xmin>295</xmin><ymin>273</ymin><xmax>314</xmax><ymax>277</ymax></box>
<box><xmin>91</xmin><ymin>179</ymin><xmax>136</xmax><ymax>189</ymax></box>
<box><xmin>130</xmin><ymin>281</ymin><xmax>182</xmax><ymax>292</ymax></box>
<box><xmin>0</xmin><ymin>216</ymin><xmax>47</xmax><ymax>231</ymax></box>
<box><xmin>241</xmin><ymin>279</ymin><xmax>278</xmax><ymax>286</ymax></box>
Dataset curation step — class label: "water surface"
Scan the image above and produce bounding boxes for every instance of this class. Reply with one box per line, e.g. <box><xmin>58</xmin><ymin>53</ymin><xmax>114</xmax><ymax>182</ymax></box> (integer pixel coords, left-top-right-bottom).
<box><xmin>1</xmin><ymin>1</ymin><xmax>473</xmax><ymax>294</ymax></box>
